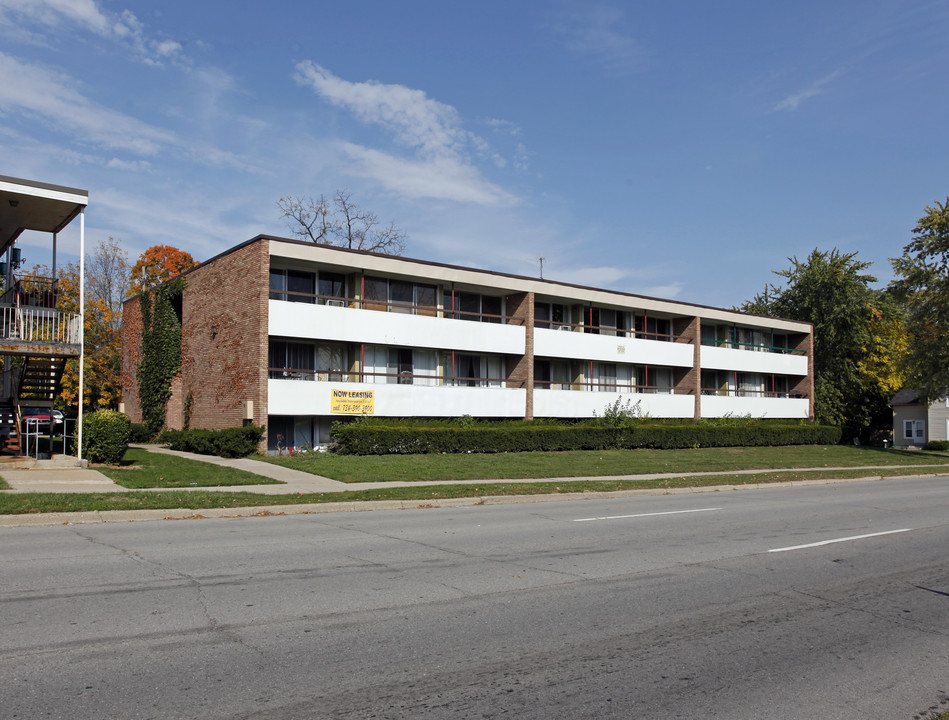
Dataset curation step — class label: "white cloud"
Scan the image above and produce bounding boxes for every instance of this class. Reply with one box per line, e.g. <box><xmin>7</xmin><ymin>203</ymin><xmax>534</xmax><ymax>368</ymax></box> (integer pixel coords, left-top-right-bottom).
<box><xmin>295</xmin><ymin>61</ymin><xmax>466</xmax><ymax>156</ymax></box>
<box><xmin>0</xmin><ymin>0</ymin><xmax>185</xmax><ymax>66</ymax></box>
<box><xmin>0</xmin><ymin>0</ymin><xmax>110</xmax><ymax>33</ymax></box>
<box><xmin>340</xmin><ymin>143</ymin><xmax>515</xmax><ymax>206</ymax></box>
<box><xmin>106</xmin><ymin>157</ymin><xmax>151</xmax><ymax>171</ymax></box>
<box><xmin>295</xmin><ymin>61</ymin><xmax>518</xmax><ymax>206</ymax></box>
<box><xmin>552</xmin><ymin>3</ymin><xmax>646</xmax><ymax>73</ymax></box>
<box><xmin>0</xmin><ymin>52</ymin><xmax>176</xmax><ymax>154</ymax></box>
<box><xmin>773</xmin><ymin>70</ymin><xmax>843</xmax><ymax>112</ymax></box>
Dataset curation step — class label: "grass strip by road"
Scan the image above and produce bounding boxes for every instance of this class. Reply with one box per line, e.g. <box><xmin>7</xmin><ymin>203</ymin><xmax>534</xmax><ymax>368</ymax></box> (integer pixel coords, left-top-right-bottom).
<box><xmin>262</xmin><ymin>445</ymin><xmax>949</xmax><ymax>483</ymax></box>
<box><xmin>0</xmin><ymin>476</ymin><xmax>9</xmax><ymax>490</ymax></box>
<box><xmin>2</xmin><ymin>464</ymin><xmax>947</xmax><ymax>515</ymax></box>
<box><xmin>98</xmin><ymin>448</ymin><xmax>279</xmax><ymax>488</ymax></box>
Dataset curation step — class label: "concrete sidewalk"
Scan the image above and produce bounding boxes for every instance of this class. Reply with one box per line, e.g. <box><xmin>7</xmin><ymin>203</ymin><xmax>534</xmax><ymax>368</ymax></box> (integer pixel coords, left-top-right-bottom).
<box><xmin>134</xmin><ymin>445</ymin><xmax>350</xmax><ymax>493</ymax></box>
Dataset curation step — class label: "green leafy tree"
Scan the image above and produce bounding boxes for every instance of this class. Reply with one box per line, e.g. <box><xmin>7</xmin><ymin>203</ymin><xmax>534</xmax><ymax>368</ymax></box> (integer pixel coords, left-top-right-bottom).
<box><xmin>742</xmin><ymin>249</ymin><xmax>895</xmax><ymax>437</ymax></box>
<box><xmin>890</xmin><ymin>197</ymin><xmax>949</xmax><ymax>403</ymax></box>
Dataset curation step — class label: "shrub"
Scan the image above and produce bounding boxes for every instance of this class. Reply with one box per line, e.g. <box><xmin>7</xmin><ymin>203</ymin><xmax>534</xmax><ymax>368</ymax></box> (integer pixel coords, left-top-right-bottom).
<box><xmin>330</xmin><ymin>419</ymin><xmax>842</xmax><ymax>455</ymax></box>
<box><xmin>927</xmin><ymin>440</ymin><xmax>949</xmax><ymax>451</ymax></box>
<box><xmin>128</xmin><ymin>423</ymin><xmax>153</xmax><ymax>443</ymax></box>
<box><xmin>159</xmin><ymin>425</ymin><xmax>265</xmax><ymax>458</ymax></box>
<box><xmin>82</xmin><ymin>410</ymin><xmax>131</xmax><ymax>464</ymax></box>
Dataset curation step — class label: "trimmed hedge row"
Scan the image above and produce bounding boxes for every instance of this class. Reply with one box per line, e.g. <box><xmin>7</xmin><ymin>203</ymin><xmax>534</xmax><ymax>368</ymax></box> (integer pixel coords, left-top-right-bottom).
<box><xmin>331</xmin><ymin>422</ymin><xmax>842</xmax><ymax>455</ymax></box>
<box><xmin>159</xmin><ymin>425</ymin><xmax>265</xmax><ymax>458</ymax></box>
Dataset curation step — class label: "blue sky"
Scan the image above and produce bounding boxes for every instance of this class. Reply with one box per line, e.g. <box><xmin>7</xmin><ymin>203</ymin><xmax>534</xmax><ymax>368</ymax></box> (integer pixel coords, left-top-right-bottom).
<box><xmin>1</xmin><ymin>0</ymin><xmax>947</xmax><ymax>308</ymax></box>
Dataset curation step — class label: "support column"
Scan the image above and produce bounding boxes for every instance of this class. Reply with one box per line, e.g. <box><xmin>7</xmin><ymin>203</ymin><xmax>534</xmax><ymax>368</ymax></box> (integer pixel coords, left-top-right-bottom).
<box><xmin>77</xmin><ymin>209</ymin><xmax>85</xmax><ymax>460</ymax></box>
<box><xmin>672</xmin><ymin>315</ymin><xmax>701</xmax><ymax>420</ymax></box>
<box><xmin>504</xmin><ymin>292</ymin><xmax>534</xmax><ymax>419</ymax></box>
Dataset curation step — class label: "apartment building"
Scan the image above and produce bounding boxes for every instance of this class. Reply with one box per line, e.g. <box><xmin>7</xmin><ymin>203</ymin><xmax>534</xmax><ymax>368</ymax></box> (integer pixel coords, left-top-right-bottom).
<box><xmin>120</xmin><ymin>236</ymin><xmax>814</xmax><ymax>452</ymax></box>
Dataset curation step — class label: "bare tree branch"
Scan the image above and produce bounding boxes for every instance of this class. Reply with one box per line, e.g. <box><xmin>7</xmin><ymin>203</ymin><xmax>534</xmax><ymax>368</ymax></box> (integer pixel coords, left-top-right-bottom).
<box><xmin>277</xmin><ymin>191</ymin><xmax>406</xmax><ymax>255</ymax></box>
<box><xmin>277</xmin><ymin>195</ymin><xmax>335</xmax><ymax>244</ymax></box>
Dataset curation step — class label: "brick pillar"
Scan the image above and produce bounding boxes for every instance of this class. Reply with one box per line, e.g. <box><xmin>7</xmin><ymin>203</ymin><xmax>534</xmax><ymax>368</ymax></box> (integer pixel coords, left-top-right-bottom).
<box><xmin>505</xmin><ymin>291</ymin><xmax>534</xmax><ymax>419</ymax></box>
<box><xmin>673</xmin><ymin>315</ymin><xmax>701</xmax><ymax>420</ymax></box>
<box><xmin>120</xmin><ymin>296</ymin><xmax>143</xmax><ymax>423</ymax></box>
<box><xmin>789</xmin><ymin>329</ymin><xmax>815</xmax><ymax>420</ymax></box>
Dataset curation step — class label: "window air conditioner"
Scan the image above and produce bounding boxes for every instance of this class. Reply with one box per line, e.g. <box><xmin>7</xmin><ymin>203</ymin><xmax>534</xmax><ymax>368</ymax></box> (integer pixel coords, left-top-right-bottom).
<box><xmin>559</xmin><ymin>325</ymin><xmax>571</xmax><ymax>331</ymax></box>
<box><xmin>326</xmin><ymin>299</ymin><xmax>345</xmax><ymax>307</ymax></box>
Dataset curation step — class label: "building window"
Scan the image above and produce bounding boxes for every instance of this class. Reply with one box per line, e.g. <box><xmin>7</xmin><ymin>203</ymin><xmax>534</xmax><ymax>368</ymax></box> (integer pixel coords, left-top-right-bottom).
<box><xmin>452</xmin><ymin>292</ymin><xmax>503</xmax><ymax>323</ymax></box>
<box><xmin>634</xmin><ymin>315</ymin><xmax>672</xmax><ymax>341</ymax></box>
<box><xmin>363</xmin><ymin>276</ymin><xmax>438</xmax><ymax>315</ymax></box>
<box><xmin>535</xmin><ymin>302</ymin><xmax>569</xmax><ymax>330</ymax></box>
<box><xmin>318</xmin><ymin>272</ymin><xmax>347</xmax><ymax>304</ymax></box>
<box><xmin>904</xmin><ymin>420</ymin><xmax>925</xmax><ymax>441</ymax></box>
<box><xmin>270</xmin><ymin>268</ymin><xmax>316</xmax><ymax>303</ymax></box>
<box><xmin>536</xmin><ymin>359</ymin><xmax>571</xmax><ymax>389</ymax></box>
<box><xmin>585</xmin><ymin>308</ymin><xmax>628</xmax><ymax>337</ymax></box>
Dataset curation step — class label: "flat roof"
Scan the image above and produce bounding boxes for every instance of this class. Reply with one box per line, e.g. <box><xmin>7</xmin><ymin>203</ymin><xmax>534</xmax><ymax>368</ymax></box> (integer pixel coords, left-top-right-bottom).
<box><xmin>259</xmin><ymin>235</ymin><xmax>812</xmax><ymax>332</ymax></box>
<box><xmin>0</xmin><ymin>175</ymin><xmax>89</xmax><ymax>255</ymax></box>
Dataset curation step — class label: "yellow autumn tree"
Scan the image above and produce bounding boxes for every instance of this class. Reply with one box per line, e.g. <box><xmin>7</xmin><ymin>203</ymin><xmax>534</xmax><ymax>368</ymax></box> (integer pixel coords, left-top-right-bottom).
<box><xmin>29</xmin><ymin>238</ymin><xmax>132</xmax><ymax>411</ymax></box>
<box><xmin>856</xmin><ymin>304</ymin><xmax>908</xmax><ymax>397</ymax></box>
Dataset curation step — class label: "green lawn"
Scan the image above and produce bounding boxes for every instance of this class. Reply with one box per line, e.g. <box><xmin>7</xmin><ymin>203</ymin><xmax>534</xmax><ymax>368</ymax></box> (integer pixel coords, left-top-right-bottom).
<box><xmin>2</xmin><ymin>464</ymin><xmax>947</xmax><ymax>515</ymax></box>
<box><xmin>98</xmin><ymin>448</ymin><xmax>279</xmax><ymax>488</ymax></box>
<box><xmin>261</xmin><ymin>445</ymin><xmax>948</xmax><ymax>483</ymax></box>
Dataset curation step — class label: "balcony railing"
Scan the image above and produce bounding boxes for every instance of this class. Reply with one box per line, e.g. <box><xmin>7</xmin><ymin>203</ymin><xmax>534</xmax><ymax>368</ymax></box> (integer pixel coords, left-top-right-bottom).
<box><xmin>700</xmin><ymin>338</ymin><xmax>806</xmax><ymax>355</ymax></box>
<box><xmin>269</xmin><ymin>367</ymin><xmax>506</xmax><ymax>388</ymax></box>
<box><xmin>701</xmin><ymin>388</ymin><xmax>806</xmax><ymax>399</ymax></box>
<box><xmin>270</xmin><ymin>290</ymin><xmax>516</xmax><ymax>324</ymax></box>
<box><xmin>535</xmin><ymin>379</ymin><xmax>675</xmax><ymax>394</ymax></box>
<box><xmin>0</xmin><ymin>276</ymin><xmax>60</xmax><ymax>309</ymax></box>
<box><xmin>0</xmin><ymin>306</ymin><xmax>82</xmax><ymax>345</ymax></box>
<box><xmin>534</xmin><ymin>319</ymin><xmax>681</xmax><ymax>341</ymax></box>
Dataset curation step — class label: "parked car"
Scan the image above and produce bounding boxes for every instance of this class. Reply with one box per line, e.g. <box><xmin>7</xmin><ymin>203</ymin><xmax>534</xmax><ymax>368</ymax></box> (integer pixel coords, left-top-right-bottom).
<box><xmin>20</xmin><ymin>407</ymin><xmax>64</xmax><ymax>436</ymax></box>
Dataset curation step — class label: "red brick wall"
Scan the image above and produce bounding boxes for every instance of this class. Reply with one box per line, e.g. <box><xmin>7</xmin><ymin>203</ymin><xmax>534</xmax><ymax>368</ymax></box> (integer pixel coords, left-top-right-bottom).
<box><xmin>789</xmin><ymin>330</ymin><xmax>815</xmax><ymax>420</ymax></box>
<box><xmin>120</xmin><ymin>295</ymin><xmax>143</xmax><ymax>422</ymax></box>
<box><xmin>165</xmin><ymin>375</ymin><xmax>184</xmax><ymax>429</ymax></box>
<box><xmin>179</xmin><ymin>239</ymin><xmax>270</xmax><ymax>439</ymax></box>
<box><xmin>120</xmin><ymin>239</ymin><xmax>270</xmax><ymax>444</ymax></box>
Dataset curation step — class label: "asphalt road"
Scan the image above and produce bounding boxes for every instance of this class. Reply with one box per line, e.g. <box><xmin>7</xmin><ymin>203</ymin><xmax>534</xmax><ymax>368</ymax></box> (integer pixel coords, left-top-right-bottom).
<box><xmin>2</xmin><ymin>477</ymin><xmax>948</xmax><ymax>719</ymax></box>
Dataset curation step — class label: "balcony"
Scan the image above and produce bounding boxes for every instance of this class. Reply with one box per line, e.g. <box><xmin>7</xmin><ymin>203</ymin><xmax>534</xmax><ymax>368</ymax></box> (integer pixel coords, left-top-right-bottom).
<box><xmin>700</xmin><ymin>393</ymin><xmax>809</xmax><ymax>419</ymax></box>
<box><xmin>700</xmin><ymin>344</ymin><xmax>807</xmax><ymax>375</ymax></box>
<box><xmin>534</xmin><ymin>326</ymin><xmax>693</xmax><ymax>367</ymax></box>
<box><xmin>0</xmin><ymin>277</ymin><xmax>81</xmax><ymax>356</ymax></box>
<box><xmin>268</xmin><ymin>376</ymin><xmax>526</xmax><ymax>418</ymax></box>
<box><xmin>268</xmin><ymin>299</ymin><xmax>526</xmax><ymax>356</ymax></box>
<box><xmin>533</xmin><ymin>388</ymin><xmax>693</xmax><ymax>418</ymax></box>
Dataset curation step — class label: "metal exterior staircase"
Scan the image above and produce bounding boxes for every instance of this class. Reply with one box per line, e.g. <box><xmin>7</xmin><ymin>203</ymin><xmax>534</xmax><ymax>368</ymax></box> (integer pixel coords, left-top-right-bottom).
<box><xmin>17</xmin><ymin>356</ymin><xmax>66</xmax><ymax>403</ymax></box>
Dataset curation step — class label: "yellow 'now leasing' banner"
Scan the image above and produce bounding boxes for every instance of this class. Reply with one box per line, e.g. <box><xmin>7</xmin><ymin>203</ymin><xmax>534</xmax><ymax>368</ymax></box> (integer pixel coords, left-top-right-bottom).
<box><xmin>330</xmin><ymin>388</ymin><xmax>375</xmax><ymax>415</ymax></box>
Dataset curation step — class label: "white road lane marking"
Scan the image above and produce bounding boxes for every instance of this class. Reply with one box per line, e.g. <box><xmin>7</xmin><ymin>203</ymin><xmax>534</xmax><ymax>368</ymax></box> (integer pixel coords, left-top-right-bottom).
<box><xmin>573</xmin><ymin>507</ymin><xmax>722</xmax><ymax>522</ymax></box>
<box><xmin>768</xmin><ymin>528</ymin><xmax>911</xmax><ymax>553</ymax></box>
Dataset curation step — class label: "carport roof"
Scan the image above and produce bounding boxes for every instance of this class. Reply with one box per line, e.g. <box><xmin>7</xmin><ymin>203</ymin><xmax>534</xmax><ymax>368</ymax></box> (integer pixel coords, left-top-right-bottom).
<box><xmin>0</xmin><ymin>175</ymin><xmax>88</xmax><ymax>256</ymax></box>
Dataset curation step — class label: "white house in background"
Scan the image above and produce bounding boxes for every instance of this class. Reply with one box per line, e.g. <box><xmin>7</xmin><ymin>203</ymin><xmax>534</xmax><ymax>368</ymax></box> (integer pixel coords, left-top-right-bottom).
<box><xmin>890</xmin><ymin>389</ymin><xmax>949</xmax><ymax>448</ymax></box>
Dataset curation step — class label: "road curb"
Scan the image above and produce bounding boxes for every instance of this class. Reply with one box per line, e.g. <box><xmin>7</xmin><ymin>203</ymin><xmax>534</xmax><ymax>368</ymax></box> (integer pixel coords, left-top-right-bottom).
<box><xmin>0</xmin><ymin>473</ymin><xmax>928</xmax><ymax>528</ymax></box>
